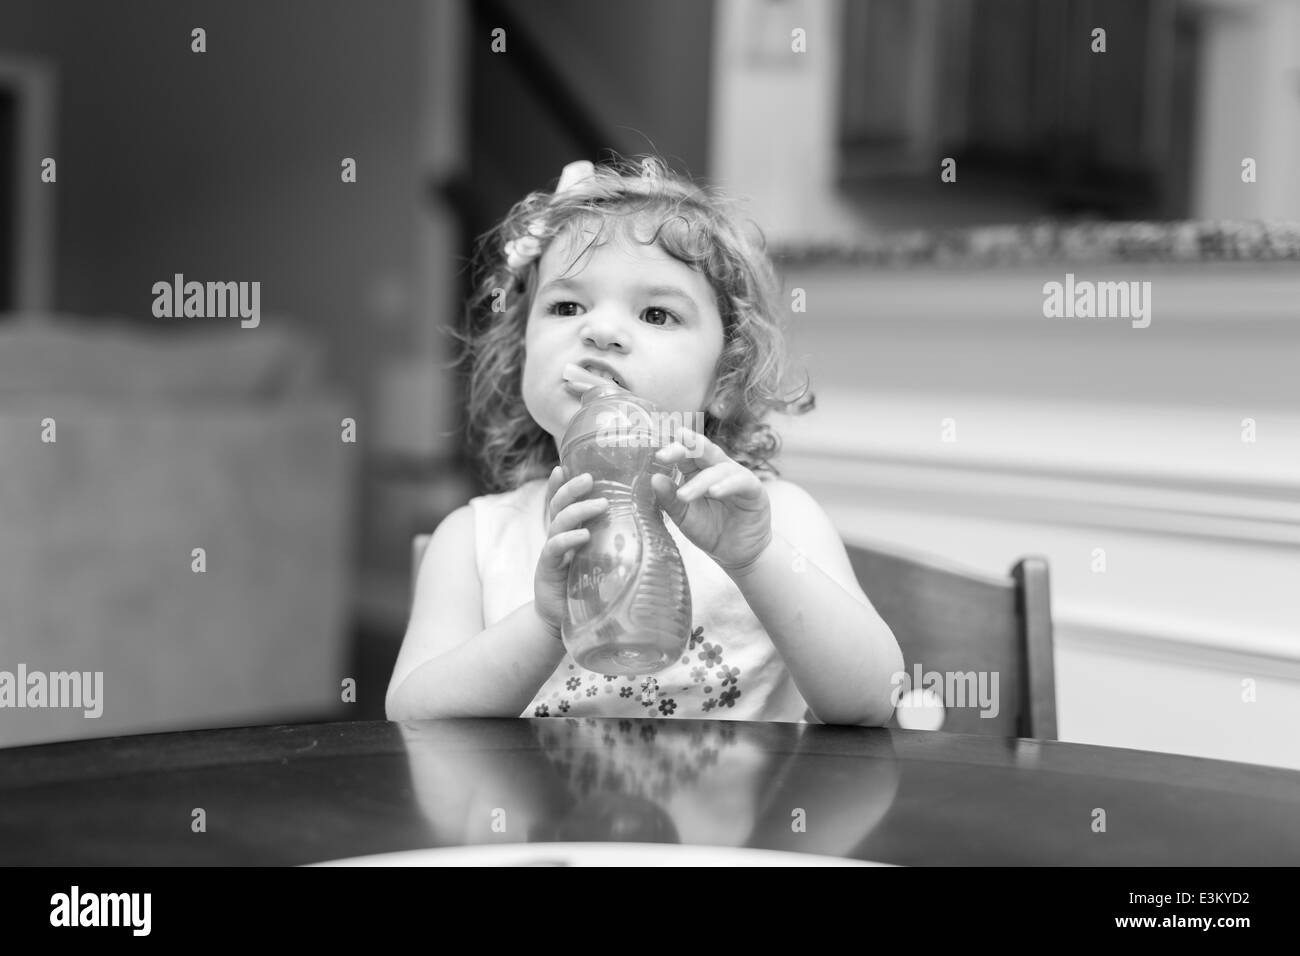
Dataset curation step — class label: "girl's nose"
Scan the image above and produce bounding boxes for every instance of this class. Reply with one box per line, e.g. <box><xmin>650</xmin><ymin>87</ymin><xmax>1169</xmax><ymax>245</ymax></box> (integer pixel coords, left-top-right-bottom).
<box><xmin>580</xmin><ymin>311</ymin><xmax>628</xmax><ymax>351</ymax></box>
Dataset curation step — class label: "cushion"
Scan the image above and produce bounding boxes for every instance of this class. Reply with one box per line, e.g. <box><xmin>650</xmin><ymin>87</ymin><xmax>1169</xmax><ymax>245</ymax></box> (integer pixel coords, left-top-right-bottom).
<box><xmin>0</xmin><ymin>313</ymin><xmax>327</xmax><ymax>401</ymax></box>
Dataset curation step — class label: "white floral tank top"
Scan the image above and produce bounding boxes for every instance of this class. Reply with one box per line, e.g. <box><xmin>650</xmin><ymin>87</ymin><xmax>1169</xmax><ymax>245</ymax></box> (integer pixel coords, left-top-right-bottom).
<box><xmin>468</xmin><ymin>478</ymin><xmax>812</xmax><ymax>722</ymax></box>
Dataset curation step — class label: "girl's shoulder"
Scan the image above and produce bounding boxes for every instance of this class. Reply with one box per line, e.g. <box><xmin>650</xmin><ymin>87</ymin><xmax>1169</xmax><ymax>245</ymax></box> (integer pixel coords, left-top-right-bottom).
<box><xmin>758</xmin><ymin>474</ymin><xmax>811</xmax><ymax>504</ymax></box>
<box><xmin>469</xmin><ymin>478</ymin><xmax>548</xmax><ymax>509</ymax></box>
<box><xmin>759</xmin><ymin>477</ymin><xmax>832</xmax><ymax>535</ymax></box>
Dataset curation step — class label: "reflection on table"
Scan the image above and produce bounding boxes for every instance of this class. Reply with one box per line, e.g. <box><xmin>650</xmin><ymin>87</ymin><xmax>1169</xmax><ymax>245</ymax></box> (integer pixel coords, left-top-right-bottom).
<box><xmin>397</xmin><ymin>717</ymin><xmax>900</xmax><ymax>858</ymax></box>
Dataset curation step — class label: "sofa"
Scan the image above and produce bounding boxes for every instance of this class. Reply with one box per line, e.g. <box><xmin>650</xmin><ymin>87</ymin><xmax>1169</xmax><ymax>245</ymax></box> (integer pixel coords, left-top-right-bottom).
<box><xmin>0</xmin><ymin>314</ymin><xmax>358</xmax><ymax>747</ymax></box>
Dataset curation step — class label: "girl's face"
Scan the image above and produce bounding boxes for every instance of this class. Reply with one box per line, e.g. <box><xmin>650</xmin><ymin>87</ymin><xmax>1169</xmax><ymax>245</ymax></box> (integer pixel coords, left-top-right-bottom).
<box><xmin>522</xmin><ymin>218</ymin><xmax>726</xmax><ymax>445</ymax></box>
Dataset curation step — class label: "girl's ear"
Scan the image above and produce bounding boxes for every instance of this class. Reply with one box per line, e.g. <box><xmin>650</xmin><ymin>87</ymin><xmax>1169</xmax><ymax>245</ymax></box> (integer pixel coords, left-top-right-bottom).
<box><xmin>703</xmin><ymin>369</ymin><xmax>732</xmax><ymax>418</ymax></box>
<box><xmin>705</xmin><ymin>380</ymin><xmax>729</xmax><ymax>418</ymax></box>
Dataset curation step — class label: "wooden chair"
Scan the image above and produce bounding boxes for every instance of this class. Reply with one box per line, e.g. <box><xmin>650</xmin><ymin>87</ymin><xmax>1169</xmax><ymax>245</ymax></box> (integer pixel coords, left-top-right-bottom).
<box><xmin>410</xmin><ymin>533</ymin><xmax>1057</xmax><ymax>740</ymax></box>
<box><xmin>845</xmin><ymin>540</ymin><xmax>1057</xmax><ymax>741</ymax></box>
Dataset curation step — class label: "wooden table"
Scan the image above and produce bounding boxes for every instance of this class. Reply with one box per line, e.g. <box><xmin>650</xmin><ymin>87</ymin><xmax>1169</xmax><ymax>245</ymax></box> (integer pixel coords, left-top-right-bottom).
<box><xmin>1</xmin><ymin>717</ymin><xmax>1297</xmax><ymax>866</ymax></box>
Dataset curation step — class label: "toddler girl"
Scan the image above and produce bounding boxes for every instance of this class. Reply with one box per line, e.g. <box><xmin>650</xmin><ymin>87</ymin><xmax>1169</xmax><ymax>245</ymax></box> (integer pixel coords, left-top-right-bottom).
<box><xmin>386</xmin><ymin>156</ymin><xmax>902</xmax><ymax>725</ymax></box>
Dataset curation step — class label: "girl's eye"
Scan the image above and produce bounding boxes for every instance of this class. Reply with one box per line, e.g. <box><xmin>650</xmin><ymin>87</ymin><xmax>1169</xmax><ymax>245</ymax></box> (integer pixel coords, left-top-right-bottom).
<box><xmin>642</xmin><ymin>307</ymin><xmax>679</xmax><ymax>327</ymax></box>
<box><xmin>543</xmin><ymin>301</ymin><xmax>679</xmax><ymax>326</ymax></box>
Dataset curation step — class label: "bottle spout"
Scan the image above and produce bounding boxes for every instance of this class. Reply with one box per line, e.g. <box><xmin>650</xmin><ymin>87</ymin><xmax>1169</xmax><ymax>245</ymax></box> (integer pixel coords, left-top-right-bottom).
<box><xmin>564</xmin><ymin>362</ymin><xmax>628</xmax><ymax>397</ymax></box>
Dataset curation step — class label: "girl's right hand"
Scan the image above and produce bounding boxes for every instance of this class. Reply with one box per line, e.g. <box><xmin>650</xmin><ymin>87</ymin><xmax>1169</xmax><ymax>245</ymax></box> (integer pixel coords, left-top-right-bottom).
<box><xmin>535</xmin><ymin>466</ymin><xmax>609</xmax><ymax>639</ymax></box>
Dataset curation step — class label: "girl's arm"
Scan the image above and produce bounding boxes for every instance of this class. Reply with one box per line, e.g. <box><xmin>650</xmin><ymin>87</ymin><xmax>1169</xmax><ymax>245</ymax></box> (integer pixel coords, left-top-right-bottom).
<box><xmin>728</xmin><ymin>482</ymin><xmax>904</xmax><ymax>727</ymax></box>
<box><xmin>385</xmin><ymin>505</ymin><xmax>565</xmax><ymax>721</ymax></box>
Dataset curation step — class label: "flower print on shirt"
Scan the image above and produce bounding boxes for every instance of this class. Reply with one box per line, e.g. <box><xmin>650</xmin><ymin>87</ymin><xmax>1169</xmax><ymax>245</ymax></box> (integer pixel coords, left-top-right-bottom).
<box><xmin>640</xmin><ymin>676</ymin><xmax>660</xmax><ymax>708</ymax></box>
<box><xmin>528</xmin><ymin>625</ymin><xmax>744</xmax><ymax>718</ymax></box>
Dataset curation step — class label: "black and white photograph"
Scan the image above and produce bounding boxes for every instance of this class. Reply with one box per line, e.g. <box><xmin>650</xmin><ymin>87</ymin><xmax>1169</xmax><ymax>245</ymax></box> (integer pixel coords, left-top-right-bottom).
<box><xmin>0</xmin><ymin>0</ymin><xmax>1297</xmax><ymax>914</ymax></box>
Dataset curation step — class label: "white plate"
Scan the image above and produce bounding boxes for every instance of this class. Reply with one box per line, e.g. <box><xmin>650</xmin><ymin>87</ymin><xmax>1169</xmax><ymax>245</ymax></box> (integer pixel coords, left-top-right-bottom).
<box><xmin>309</xmin><ymin>843</ymin><xmax>893</xmax><ymax>867</ymax></box>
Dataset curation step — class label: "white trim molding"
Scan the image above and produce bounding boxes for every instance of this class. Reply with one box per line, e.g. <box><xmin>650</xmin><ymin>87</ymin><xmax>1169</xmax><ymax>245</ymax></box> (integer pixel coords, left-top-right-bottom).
<box><xmin>778</xmin><ymin>388</ymin><xmax>1300</xmax><ymax>547</ymax></box>
<box><xmin>776</xmin><ymin>384</ymin><xmax>1300</xmax><ymax>766</ymax></box>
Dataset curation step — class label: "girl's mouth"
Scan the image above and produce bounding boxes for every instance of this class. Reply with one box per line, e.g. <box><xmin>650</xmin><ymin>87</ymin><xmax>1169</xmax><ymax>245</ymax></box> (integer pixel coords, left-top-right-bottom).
<box><xmin>563</xmin><ymin>362</ymin><xmax>627</xmax><ymax>392</ymax></box>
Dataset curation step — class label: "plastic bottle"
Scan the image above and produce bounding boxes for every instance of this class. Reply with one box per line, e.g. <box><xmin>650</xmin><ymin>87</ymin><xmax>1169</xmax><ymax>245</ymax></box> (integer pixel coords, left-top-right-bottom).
<box><xmin>558</xmin><ymin>379</ymin><xmax>692</xmax><ymax>675</ymax></box>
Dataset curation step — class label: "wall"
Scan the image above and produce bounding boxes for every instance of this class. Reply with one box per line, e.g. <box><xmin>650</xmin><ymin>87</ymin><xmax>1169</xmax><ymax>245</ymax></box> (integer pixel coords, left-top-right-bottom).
<box><xmin>509</xmin><ymin>0</ymin><xmax>715</xmax><ymax>177</ymax></box>
<box><xmin>710</xmin><ymin>0</ymin><xmax>1059</xmax><ymax>241</ymax></box>
<box><xmin>773</xmin><ymin>257</ymin><xmax>1300</xmax><ymax>770</ymax></box>
<box><xmin>710</xmin><ymin>0</ymin><xmax>871</xmax><ymax>245</ymax></box>
<box><xmin>1191</xmin><ymin>0</ymin><xmax>1300</xmax><ymax>220</ymax></box>
<box><xmin>0</xmin><ymin>0</ymin><xmax>430</xmax><ymax>419</ymax></box>
<box><xmin>467</xmin><ymin>0</ymin><xmax>715</xmax><ymax>235</ymax></box>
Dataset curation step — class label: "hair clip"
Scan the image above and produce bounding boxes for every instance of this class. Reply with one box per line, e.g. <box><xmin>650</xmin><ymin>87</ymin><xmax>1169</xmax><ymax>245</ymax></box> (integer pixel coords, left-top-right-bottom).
<box><xmin>504</xmin><ymin>160</ymin><xmax>596</xmax><ymax>270</ymax></box>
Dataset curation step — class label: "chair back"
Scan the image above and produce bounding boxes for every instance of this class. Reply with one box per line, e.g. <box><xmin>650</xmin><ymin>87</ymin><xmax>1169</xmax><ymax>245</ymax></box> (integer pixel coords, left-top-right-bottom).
<box><xmin>845</xmin><ymin>541</ymin><xmax>1056</xmax><ymax>740</ymax></box>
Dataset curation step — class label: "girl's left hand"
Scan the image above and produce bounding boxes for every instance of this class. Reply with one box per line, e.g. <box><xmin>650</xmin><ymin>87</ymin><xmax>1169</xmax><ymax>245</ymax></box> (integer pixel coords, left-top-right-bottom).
<box><xmin>650</xmin><ymin>426</ymin><xmax>773</xmax><ymax>576</ymax></box>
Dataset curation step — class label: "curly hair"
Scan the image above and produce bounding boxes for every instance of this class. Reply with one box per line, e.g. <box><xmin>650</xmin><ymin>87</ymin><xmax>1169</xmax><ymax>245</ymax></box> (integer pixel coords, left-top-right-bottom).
<box><xmin>453</xmin><ymin>154</ymin><xmax>814</xmax><ymax>494</ymax></box>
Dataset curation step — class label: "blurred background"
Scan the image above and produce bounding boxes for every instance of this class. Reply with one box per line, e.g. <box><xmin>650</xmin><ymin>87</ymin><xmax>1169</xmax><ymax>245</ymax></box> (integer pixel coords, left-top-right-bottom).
<box><xmin>1</xmin><ymin>0</ymin><xmax>1297</xmax><ymax>767</ymax></box>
